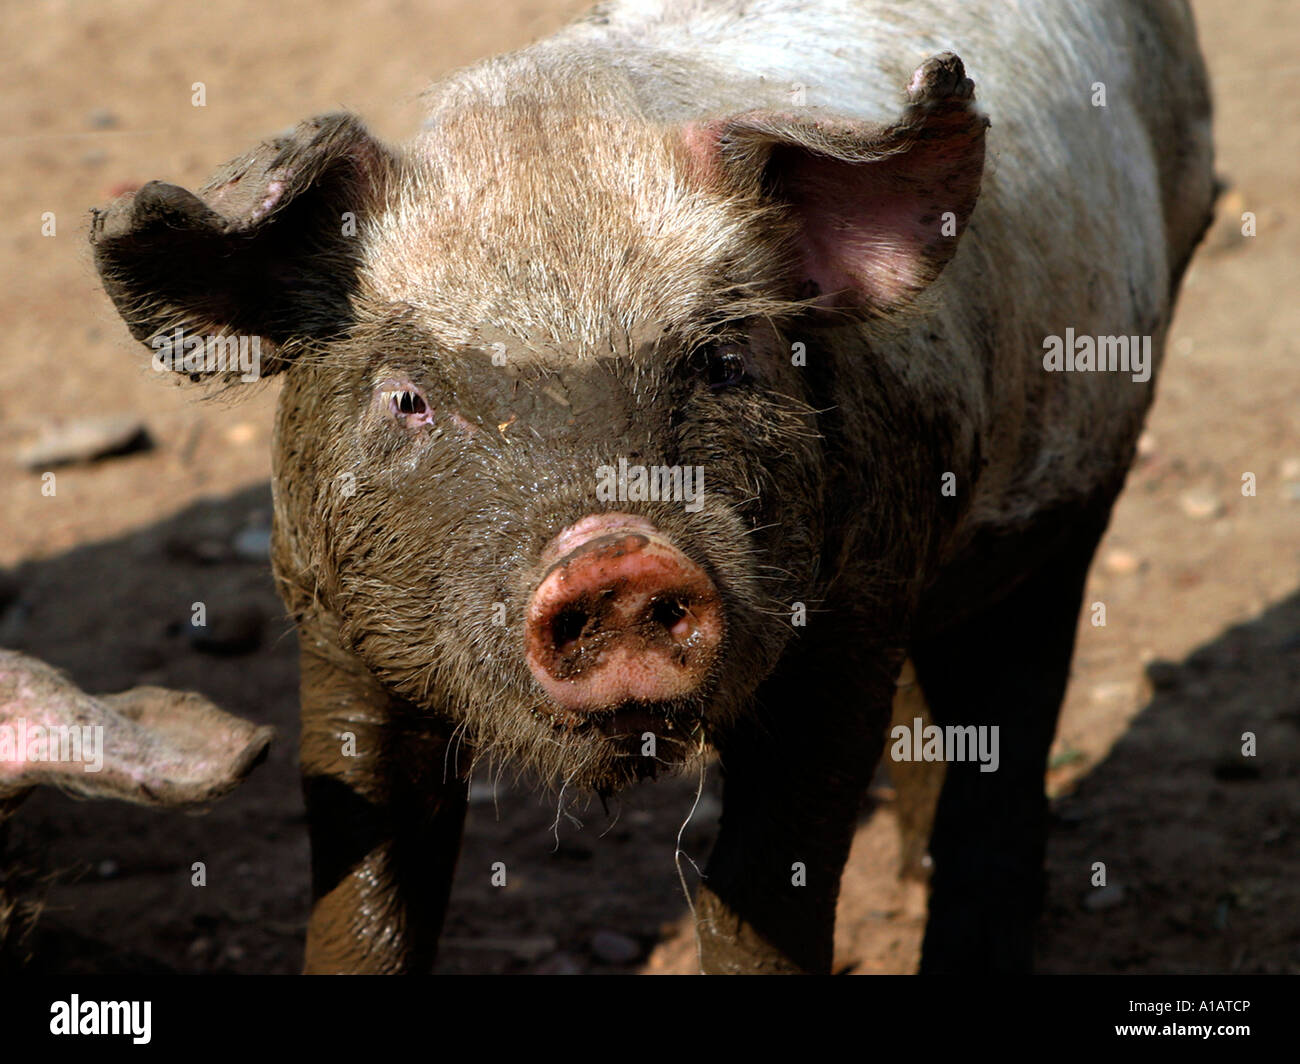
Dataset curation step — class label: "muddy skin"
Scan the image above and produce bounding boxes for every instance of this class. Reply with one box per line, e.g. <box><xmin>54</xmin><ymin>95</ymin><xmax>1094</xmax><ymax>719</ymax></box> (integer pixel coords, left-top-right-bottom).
<box><xmin>89</xmin><ymin>1</ymin><xmax>1215</xmax><ymax>974</ymax></box>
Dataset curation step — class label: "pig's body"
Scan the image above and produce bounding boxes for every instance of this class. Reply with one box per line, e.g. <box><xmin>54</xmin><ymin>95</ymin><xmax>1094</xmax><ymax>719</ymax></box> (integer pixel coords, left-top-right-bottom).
<box><xmin>91</xmin><ymin>0</ymin><xmax>1214</xmax><ymax>974</ymax></box>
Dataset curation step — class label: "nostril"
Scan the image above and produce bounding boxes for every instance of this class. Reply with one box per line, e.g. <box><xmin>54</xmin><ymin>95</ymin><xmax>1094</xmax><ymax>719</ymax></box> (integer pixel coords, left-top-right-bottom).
<box><xmin>550</xmin><ymin>608</ymin><xmax>590</xmax><ymax>653</ymax></box>
<box><xmin>527</xmin><ymin>517</ymin><xmax>725</xmax><ymax>711</ymax></box>
<box><xmin>649</xmin><ymin>597</ymin><xmax>692</xmax><ymax>640</ymax></box>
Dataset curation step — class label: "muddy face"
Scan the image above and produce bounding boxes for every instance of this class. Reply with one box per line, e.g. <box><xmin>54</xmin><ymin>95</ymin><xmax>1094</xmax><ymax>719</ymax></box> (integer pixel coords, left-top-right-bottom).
<box><xmin>278</xmin><ymin>310</ymin><xmax>824</xmax><ymax>790</ymax></box>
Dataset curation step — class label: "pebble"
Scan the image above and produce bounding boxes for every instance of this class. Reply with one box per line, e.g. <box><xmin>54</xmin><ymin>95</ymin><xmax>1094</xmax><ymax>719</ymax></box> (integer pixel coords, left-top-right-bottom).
<box><xmin>1179</xmin><ymin>489</ymin><xmax>1224</xmax><ymax>520</ymax></box>
<box><xmin>87</xmin><ymin>108</ymin><xmax>119</xmax><ymax>129</ymax></box>
<box><xmin>591</xmin><ymin>929</ymin><xmax>642</xmax><ymax>965</ymax></box>
<box><xmin>1281</xmin><ymin>458</ymin><xmax>1300</xmax><ymax>481</ymax></box>
<box><xmin>232</xmin><ymin>527</ymin><xmax>272</xmax><ymax>562</ymax></box>
<box><xmin>1090</xmin><ymin>681</ymin><xmax>1133</xmax><ymax>704</ymax></box>
<box><xmin>17</xmin><ymin>416</ymin><xmax>151</xmax><ymax>470</ymax></box>
<box><xmin>96</xmin><ymin>859</ymin><xmax>119</xmax><ymax>879</ymax></box>
<box><xmin>1102</xmin><ymin>548</ymin><xmax>1141</xmax><ymax>575</ymax></box>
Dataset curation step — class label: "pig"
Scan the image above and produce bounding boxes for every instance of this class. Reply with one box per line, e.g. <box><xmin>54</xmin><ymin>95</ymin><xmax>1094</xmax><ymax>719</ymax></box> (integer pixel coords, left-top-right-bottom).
<box><xmin>88</xmin><ymin>0</ymin><xmax>1215</xmax><ymax>973</ymax></box>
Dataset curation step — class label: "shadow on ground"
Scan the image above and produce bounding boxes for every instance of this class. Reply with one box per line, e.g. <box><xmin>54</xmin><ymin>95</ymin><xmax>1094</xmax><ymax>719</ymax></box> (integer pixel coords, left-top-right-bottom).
<box><xmin>1</xmin><ymin>484</ymin><xmax>1296</xmax><ymax>973</ymax></box>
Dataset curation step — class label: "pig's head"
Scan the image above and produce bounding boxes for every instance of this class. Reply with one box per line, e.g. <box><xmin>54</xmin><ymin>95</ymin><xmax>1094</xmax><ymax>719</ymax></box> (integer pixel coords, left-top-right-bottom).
<box><xmin>90</xmin><ymin>55</ymin><xmax>985</xmax><ymax>791</ymax></box>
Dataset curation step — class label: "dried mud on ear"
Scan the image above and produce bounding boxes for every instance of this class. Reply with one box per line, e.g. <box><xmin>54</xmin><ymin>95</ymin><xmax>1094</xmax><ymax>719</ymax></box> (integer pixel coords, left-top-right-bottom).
<box><xmin>0</xmin><ymin>650</ymin><xmax>272</xmax><ymax>806</ymax></box>
<box><xmin>89</xmin><ymin>113</ymin><xmax>394</xmax><ymax>382</ymax></box>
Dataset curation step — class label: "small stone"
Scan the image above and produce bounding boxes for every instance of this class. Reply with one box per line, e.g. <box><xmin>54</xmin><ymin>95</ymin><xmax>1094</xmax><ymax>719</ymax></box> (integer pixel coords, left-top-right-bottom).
<box><xmin>590</xmin><ymin>929</ymin><xmax>642</xmax><ymax>965</ymax></box>
<box><xmin>1082</xmin><ymin>883</ymin><xmax>1126</xmax><ymax>912</ymax></box>
<box><xmin>1135</xmin><ymin>431</ymin><xmax>1158</xmax><ymax>460</ymax></box>
<box><xmin>1280</xmin><ymin>458</ymin><xmax>1300</xmax><ymax>481</ymax></box>
<box><xmin>1090</xmin><ymin>681</ymin><xmax>1133</xmax><ymax>704</ymax></box>
<box><xmin>231</xmin><ymin>527</ymin><xmax>272</xmax><ymax>562</ymax></box>
<box><xmin>17</xmin><ymin>416</ymin><xmax>151</xmax><ymax>469</ymax></box>
<box><xmin>1103</xmin><ymin>549</ymin><xmax>1141</xmax><ymax>575</ymax></box>
<box><xmin>187</xmin><ymin>936</ymin><xmax>213</xmax><ymax>958</ymax></box>
<box><xmin>190</xmin><ymin>603</ymin><xmax>264</xmax><ymax>656</ymax></box>
<box><xmin>224</xmin><ymin>422</ymin><xmax>257</xmax><ymax>445</ymax></box>
<box><xmin>1179</xmin><ymin>489</ymin><xmax>1224</xmax><ymax>520</ymax></box>
<box><xmin>96</xmin><ymin>859</ymin><xmax>119</xmax><ymax>879</ymax></box>
<box><xmin>87</xmin><ymin>108</ymin><xmax>119</xmax><ymax>129</ymax></box>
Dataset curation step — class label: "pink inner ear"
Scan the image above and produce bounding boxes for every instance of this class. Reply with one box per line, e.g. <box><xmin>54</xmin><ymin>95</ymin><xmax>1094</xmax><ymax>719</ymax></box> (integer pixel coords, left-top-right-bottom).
<box><xmin>785</xmin><ymin>131</ymin><xmax>986</xmax><ymax>307</ymax></box>
<box><xmin>680</xmin><ymin>106</ymin><xmax>986</xmax><ymax>312</ymax></box>
<box><xmin>785</xmin><ymin>151</ymin><xmax>942</xmax><ymax>306</ymax></box>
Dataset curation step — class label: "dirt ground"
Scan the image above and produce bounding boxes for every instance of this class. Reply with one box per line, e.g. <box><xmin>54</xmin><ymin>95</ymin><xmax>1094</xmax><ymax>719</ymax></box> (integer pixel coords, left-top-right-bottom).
<box><xmin>0</xmin><ymin>0</ymin><xmax>1296</xmax><ymax>975</ymax></box>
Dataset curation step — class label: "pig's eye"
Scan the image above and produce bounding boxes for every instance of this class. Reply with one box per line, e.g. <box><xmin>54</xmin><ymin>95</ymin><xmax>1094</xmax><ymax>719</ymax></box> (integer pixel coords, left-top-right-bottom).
<box><xmin>395</xmin><ymin>390</ymin><xmax>425</xmax><ymax>415</ymax></box>
<box><xmin>693</xmin><ymin>343</ymin><xmax>749</xmax><ymax>390</ymax></box>
<box><xmin>377</xmin><ymin>382</ymin><xmax>434</xmax><ymax>425</ymax></box>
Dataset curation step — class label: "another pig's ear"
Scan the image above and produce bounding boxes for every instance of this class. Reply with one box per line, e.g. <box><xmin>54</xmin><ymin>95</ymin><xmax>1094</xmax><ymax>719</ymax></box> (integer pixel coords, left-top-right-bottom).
<box><xmin>89</xmin><ymin>113</ymin><xmax>392</xmax><ymax>379</ymax></box>
<box><xmin>0</xmin><ymin>650</ymin><xmax>273</xmax><ymax>806</ymax></box>
<box><xmin>684</xmin><ymin>53</ymin><xmax>987</xmax><ymax>316</ymax></box>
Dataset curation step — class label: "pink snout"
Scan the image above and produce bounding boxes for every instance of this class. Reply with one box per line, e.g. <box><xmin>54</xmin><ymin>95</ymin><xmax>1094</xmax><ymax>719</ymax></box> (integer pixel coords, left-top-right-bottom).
<box><xmin>525</xmin><ymin>514</ymin><xmax>723</xmax><ymax>713</ymax></box>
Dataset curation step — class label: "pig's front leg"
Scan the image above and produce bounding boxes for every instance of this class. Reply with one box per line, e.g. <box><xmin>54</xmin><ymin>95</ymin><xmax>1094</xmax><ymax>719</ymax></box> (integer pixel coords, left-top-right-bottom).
<box><xmin>695</xmin><ymin>659</ymin><xmax>895</xmax><ymax>974</ymax></box>
<box><xmin>297</xmin><ymin>636</ymin><xmax>468</xmax><ymax>974</ymax></box>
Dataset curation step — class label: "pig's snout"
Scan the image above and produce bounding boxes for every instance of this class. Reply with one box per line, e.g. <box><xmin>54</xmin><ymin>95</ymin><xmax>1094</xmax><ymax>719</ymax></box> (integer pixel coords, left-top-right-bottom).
<box><xmin>526</xmin><ymin>514</ymin><xmax>723</xmax><ymax>713</ymax></box>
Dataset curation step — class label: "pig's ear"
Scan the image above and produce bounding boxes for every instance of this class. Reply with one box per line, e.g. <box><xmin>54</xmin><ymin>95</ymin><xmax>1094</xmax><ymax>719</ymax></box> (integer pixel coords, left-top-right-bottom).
<box><xmin>684</xmin><ymin>53</ymin><xmax>988</xmax><ymax>316</ymax></box>
<box><xmin>89</xmin><ymin>113</ymin><xmax>392</xmax><ymax>379</ymax></box>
